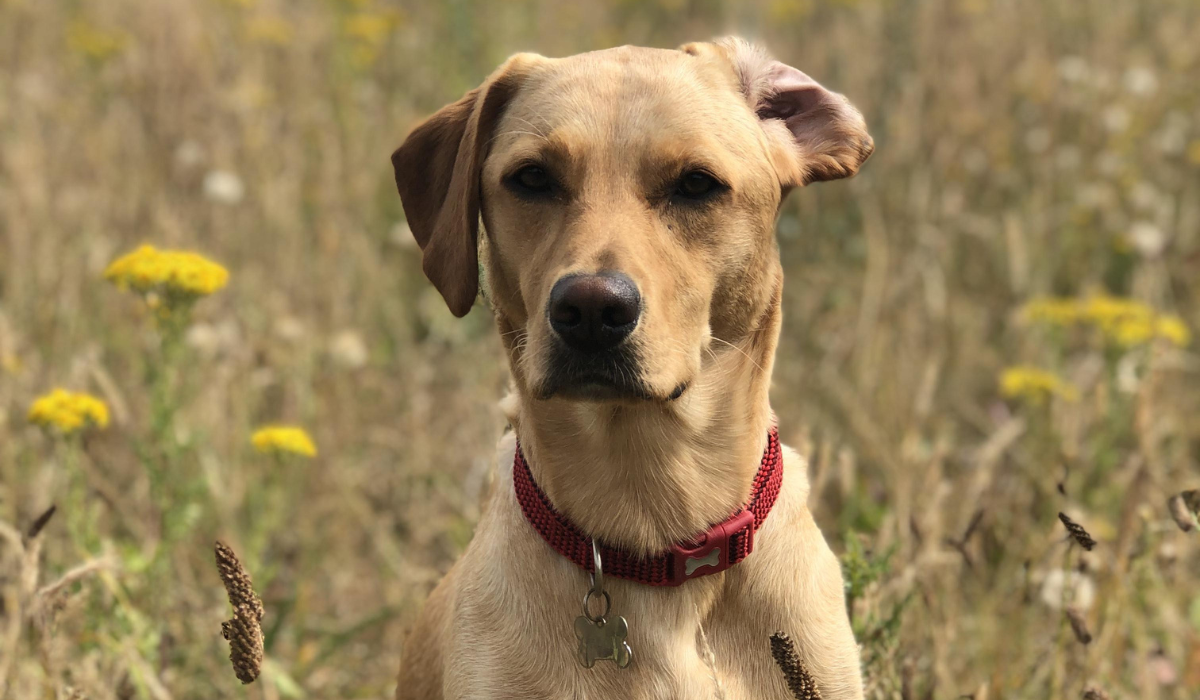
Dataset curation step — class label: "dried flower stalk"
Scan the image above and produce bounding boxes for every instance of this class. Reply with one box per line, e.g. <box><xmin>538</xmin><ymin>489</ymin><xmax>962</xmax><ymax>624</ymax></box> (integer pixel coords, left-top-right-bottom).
<box><xmin>215</xmin><ymin>541</ymin><xmax>264</xmax><ymax>684</ymax></box>
<box><xmin>769</xmin><ymin>632</ymin><xmax>823</xmax><ymax>700</ymax></box>
<box><xmin>1058</xmin><ymin>513</ymin><xmax>1096</xmax><ymax>551</ymax></box>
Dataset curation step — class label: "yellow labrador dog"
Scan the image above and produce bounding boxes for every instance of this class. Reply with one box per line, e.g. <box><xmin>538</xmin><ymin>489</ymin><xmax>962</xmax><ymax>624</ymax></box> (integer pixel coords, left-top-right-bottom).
<box><xmin>391</xmin><ymin>38</ymin><xmax>872</xmax><ymax>700</ymax></box>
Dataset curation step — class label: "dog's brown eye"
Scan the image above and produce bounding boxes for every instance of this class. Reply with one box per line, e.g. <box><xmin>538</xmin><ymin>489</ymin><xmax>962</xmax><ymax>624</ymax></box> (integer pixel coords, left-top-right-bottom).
<box><xmin>512</xmin><ymin>166</ymin><xmax>552</xmax><ymax>193</ymax></box>
<box><xmin>676</xmin><ymin>172</ymin><xmax>719</xmax><ymax>199</ymax></box>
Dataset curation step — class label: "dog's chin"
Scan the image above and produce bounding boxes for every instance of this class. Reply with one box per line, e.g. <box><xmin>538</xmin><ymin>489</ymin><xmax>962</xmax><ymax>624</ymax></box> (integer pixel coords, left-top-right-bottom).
<box><xmin>534</xmin><ymin>373</ymin><xmax>690</xmax><ymax>403</ymax></box>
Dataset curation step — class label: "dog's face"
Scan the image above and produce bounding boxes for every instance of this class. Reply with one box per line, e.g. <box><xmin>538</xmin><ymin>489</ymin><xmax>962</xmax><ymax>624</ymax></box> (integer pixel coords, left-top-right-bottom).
<box><xmin>393</xmin><ymin>39</ymin><xmax>872</xmax><ymax>404</ymax></box>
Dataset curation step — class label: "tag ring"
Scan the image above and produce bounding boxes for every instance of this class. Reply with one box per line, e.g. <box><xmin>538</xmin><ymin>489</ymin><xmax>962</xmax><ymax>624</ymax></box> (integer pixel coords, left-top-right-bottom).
<box><xmin>582</xmin><ymin>540</ymin><xmax>610</xmax><ymax>622</ymax></box>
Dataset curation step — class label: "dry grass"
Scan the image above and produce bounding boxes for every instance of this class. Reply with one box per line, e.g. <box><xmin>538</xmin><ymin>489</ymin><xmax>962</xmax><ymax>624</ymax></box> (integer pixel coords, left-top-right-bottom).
<box><xmin>2</xmin><ymin>0</ymin><xmax>1199</xmax><ymax>698</ymax></box>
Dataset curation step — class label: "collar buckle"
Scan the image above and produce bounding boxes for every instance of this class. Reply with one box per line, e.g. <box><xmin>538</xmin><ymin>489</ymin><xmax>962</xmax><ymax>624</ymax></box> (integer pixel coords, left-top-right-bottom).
<box><xmin>666</xmin><ymin>508</ymin><xmax>756</xmax><ymax>586</ymax></box>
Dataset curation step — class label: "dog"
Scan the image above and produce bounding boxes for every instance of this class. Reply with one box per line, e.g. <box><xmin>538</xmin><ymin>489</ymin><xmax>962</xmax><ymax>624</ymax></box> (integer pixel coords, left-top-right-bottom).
<box><xmin>391</xmin><ymin>37</ymin><xmax>873</xmax><ymax>700</ymax></box>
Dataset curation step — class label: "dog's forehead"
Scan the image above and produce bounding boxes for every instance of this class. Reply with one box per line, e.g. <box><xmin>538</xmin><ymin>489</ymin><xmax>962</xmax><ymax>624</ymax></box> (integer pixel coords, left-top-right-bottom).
<box><xmin>495</xmin><ymin>45</ymin><xmax>755</xmax><ymax>151</ymax></box>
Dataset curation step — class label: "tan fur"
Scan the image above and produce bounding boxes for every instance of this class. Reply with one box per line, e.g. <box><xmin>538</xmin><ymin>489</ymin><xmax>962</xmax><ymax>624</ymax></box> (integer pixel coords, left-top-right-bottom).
<box><xmin>393</xmin><ymin>38</ymin><xmax>871</xmax><ymax>699</ymax></box>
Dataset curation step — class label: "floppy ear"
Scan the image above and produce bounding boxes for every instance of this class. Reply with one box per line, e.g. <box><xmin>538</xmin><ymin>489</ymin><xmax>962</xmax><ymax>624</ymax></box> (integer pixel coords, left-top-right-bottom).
<box><xmin>704</xmin><ymin>38</ymin><xmax>874</xmax><ymax>187</ymax></box>
<box><xmin>391</xmin><ymin>57</ymin><xmax>529</xmax><ymax>317</ymax></box>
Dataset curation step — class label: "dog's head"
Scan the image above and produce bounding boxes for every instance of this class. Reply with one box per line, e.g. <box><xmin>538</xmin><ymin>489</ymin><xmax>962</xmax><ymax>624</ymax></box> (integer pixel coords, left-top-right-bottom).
<box><xmin>393</xmin><ymin>39</ymin><xmax>872</xmax><ymax>404</ymax></box>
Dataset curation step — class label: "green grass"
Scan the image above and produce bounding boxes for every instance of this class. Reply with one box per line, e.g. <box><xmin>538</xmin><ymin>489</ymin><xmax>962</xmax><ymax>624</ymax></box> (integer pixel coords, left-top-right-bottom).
<box><xmin>2</xmin><ymin>0</ymin><xmax>1200</xmax><ymax>698</ymax></box>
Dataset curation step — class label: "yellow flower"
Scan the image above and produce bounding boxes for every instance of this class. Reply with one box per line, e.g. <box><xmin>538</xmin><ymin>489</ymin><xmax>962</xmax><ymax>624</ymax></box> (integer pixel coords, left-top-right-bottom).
<box><xmin>244</xmin><ymin>15</ymin><xmax>294</xmax><ymax>46</ymax></box>
<box><xmin>1020</xmin><ymin>297</ymin><xmax>1082</xmax><ymax>326</ymax></box>
<box><xmin>28</xmin><ymin>389</ymin><xmax>110</xmax><ymax>434</ymax></box>
<box><xmin>67</xmin><ymin>20</ymin><xmax>128</xmax><ymax>62</ymax></box>
<box><xmin>1080</xmin><ymin>295</ymin><xmax>1190</xmax><ymax>347</ymax></box>
<box><xmin>105</xmin><ymin>245</ymin><xmax>229</xmax><ymax>298</ymax></box>
<box><xmin>999</xmin><ymin>366</ymin><xmax>1078</xmax><ymax>403</ymax></box>
<box><xmin>1156</xmin><ymin>316</ymin><xmax>1191</xmax><ymax>347</ymax></box>
<box><xmin>252</xmin><ymin>426</ymin><xmax>317</xmax><ymax>458</ymax></box>
<box><xmin>343</xmin><ymin>11</ymin><xmax>397</xmax><ymax>44</ymax></box>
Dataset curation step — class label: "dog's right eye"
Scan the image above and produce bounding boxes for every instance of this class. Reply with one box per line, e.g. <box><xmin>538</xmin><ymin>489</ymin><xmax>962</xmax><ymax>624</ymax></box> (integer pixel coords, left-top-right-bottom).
<box><xmin>508</xmin><ymin>166</ymin><xmax>553</xmax><ymax>195</ymax></box>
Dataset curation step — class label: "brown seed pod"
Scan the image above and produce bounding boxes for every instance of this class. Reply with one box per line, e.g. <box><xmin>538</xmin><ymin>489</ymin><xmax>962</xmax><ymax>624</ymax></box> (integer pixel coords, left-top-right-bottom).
<box><xmin>215</xmin><ymin>541</ymin><xmax>264</xmax><ymax>684</ymax></box>
<box><xmin>27</xmin><ymin>504</ymin><xmax>57</xmax><ymax>539</ymax></box>
<box><xmin>1066</xmin><ymin>606</ymin><xmax>1092</xmax><ymax>645</ymax></box>
<box><xmin>1168</xmin><ymin>490</ymin><xmax>1200</xmax><ymax>533</ymax></box>
<box><xmin>1058</xmin><ymin>513</ymin><xmax>1096</xmax><ymax>551</ymax></box>
<box><xmin>769</xmin><ymin>632</ymin><xmax>823</xmax><ymax>700</ymax></box>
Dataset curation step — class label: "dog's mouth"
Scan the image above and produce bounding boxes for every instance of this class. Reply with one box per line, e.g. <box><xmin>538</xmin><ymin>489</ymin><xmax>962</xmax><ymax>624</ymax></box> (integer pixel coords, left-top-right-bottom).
<box><xmin>535</xmin><ymin>344</ymin><xmax>687</xmax><ymax>402</ymax></box>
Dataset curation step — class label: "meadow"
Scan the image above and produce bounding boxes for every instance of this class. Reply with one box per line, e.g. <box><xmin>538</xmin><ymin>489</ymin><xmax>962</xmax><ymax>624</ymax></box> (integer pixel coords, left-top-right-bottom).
<box><xmin>2</xmin><ymin>0</ymin><xmax>1199</xmax><ymax>698</ymax></box>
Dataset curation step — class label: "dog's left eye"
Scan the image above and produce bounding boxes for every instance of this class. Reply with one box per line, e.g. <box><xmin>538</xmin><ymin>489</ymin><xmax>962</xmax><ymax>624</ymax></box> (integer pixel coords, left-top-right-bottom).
<box><xmin>675</xmin><ymin>171</ymin><xmax>721</xmax><ymax>200</ymax></box>
<box><xmin>509</xmin><ymin>165</ymin><xmax>553</xmax><ymax>194</ymax></box>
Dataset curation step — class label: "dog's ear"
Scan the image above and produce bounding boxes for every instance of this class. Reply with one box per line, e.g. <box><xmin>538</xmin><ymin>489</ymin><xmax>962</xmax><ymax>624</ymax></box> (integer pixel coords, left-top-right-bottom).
<box><xmin>391</xmin><ymin>56</ymin><xmax>533</xmax><ymax>317</ymax></box>
<box><xmin>696</xmin><ymin>38</ymin><xmax>874</xmax><ymax>188</ymax></box>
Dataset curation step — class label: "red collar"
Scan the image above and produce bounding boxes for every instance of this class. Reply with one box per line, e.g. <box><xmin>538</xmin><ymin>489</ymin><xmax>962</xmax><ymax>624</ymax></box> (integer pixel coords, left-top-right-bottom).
<box><xmin>512</xmin><ymin>428</ymin><xmax>783</xmax><ymax>587</ymax></box>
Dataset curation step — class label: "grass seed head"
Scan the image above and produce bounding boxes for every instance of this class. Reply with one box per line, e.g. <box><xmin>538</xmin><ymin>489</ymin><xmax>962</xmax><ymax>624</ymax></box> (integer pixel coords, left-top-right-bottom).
<box><xmin>215</xmin><ymin>541</ymin><xmax>264</xmax><ymax>684</ymax></box>
<box><xmin>1058</xmin><ymin>513</ymin><xmax>1096</xmax><ymax>551</ymax></box>
<box><xmin>769</xmin><ymin>632</ymin><xmax>823</xmax><ymax>700</ymax></box>
<box><xmin>27</xmin><ymin>504</ymin><xmax>57</xmax><ymax>539</ymax></box>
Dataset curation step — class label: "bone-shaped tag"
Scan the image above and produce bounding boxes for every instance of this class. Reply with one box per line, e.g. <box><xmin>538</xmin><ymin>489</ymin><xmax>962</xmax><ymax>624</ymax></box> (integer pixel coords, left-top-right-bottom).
<box><xmin>574</xmin><ymin>614</ymin><xmax>632</xmax><ymax>668</ymax></box>
<box><xmin>684</xmin><ymin>547</ymin><xmax>721</xmax><ymax>576</ymax></box>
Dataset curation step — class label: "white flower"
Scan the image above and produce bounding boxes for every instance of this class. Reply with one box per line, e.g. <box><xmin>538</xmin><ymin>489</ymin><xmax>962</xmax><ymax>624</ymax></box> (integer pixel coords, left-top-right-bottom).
<box><xmin>1128</xmin><ymin>221</ymin><xmax>1167</xmax><ymax>258</ymax></box>
<box><xmin>203</xmin><ymin>170</ymin><xmax>245</xmax><ymax>205</ymax></box>
<box><xmin>273</xmin><ymin>316</ymin><xmax>306</xmax><ymax>343</ymax></box>
<box><xmin>1123</xmin><ymin>67</ymin><xmax>1158</xmax><ymax>96</ymax></box>
<box><xmin>1102</xmin><ymin>106</ymin><xmax>1131</xmax><ymax>133</ymax></box>
<box><xmin>1039</xmin><ymin>569</ymin><xmax>1096</xmax><ymax>611</ymax></box>
<box><xmin>329</xmin><ymin>330</ymin><xmax>368</xmax><ymax>369</ymax></box>
<box><xmin>1057</xmin><ymin>56</ymin><xmax>1090</xmax><ymax>84</ymax></box>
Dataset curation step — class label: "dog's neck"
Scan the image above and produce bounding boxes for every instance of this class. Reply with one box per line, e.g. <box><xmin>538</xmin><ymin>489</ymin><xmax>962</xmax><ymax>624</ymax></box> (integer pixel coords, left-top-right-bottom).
<box><xmin>505</xmin><ymin>284</ymin><xmax>782</xmax><ymax>557</ymax></box>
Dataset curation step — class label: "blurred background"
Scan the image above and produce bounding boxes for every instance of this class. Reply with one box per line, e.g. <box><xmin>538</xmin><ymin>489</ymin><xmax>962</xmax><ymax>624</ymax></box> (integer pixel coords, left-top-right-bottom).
<box><xmin>2</xmin><ymin>0</ymin><xmax>1199</xmax><ymax>698</ymax></box>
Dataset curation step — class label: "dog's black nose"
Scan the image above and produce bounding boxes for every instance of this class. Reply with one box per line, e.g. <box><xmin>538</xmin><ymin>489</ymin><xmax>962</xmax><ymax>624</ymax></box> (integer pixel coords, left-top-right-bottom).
<box><xmin>548</xmin><ymin>273</ymin><xmax>641</xmax><ymax>353</ymax></box>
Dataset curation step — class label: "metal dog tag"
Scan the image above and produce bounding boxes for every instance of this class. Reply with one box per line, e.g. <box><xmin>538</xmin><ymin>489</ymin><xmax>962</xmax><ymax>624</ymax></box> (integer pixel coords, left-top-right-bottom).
<box><xmin>574</xmin><ymin>541</ymin><xmax>632</xmax><ymax>669</ymax></box>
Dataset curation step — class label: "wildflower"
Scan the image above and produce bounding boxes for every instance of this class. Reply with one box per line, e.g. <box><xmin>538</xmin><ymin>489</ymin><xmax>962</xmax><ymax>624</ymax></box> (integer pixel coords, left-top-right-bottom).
<box><xmin>203</xmin><ymin>170</ymin><xmax>245</xmax><ymax>205</ymax></box>
<box><xmin>1056</xmin><ymin>56</ymin><xmax>1089</xmax><ymax>83</ymax></box>
<box><xmin>244</xmin><ymin>15</ymin><xmax>293</xmax><ymax>46</ymax></box>
<box><xmin>1020</xmin><ymin>297</ymin><xmax>1081</xmax><ymax>326</ymax></box>
<box><xmin>105</xmin><ymin>245</ymin><xmax>229</xmax><ymax>298</ymax></box>
<box><xmin>342</xmin><ymin>11</ymin><xmax>399</xmax><ymax>67</ymax></box>
<box><xmin>342</xmin><ymin>11</ymin><xmax>398</xmax><ymax>44</ymax></box>
<box><xmin>329</xmin><ymin>329</ymin><xmax>368</xmax><ymax>369</ymax></box>
<box><xmin>1127</xmin><ymin>221</ymin><xmax>1166</xmax><ymax>257</ymax></box>
<box><xmin>28</xmin><ymin>389</ymin><xmax>110</xmax><ymax>434</ymax></box>
<box><xmin>1039</xmin><ymin>569</ymin><xmax>1096</xmax><ymax>611</ymax></box>
<box><xmin>1101</xmin><ymin>106</ymin><xmax>1130</xmax><ymax>133</ymax></box>
<box><xmin>66</xmin><ymin>20</ymin><xmax>128</xmax><ymax>62</ymax></box>
<box><xmin>1081</xmin><ymin>296</ymin><xmax>1190</xmax><ymax>347</ymax></box>
<box><xmin>999</xmin><ymin>366</ymin><xmax>1078</xmax><ymax>403</ymax></box>
<box><xmin>1156</xmin><ymin>316</ymin><xmax>1191</xmax><ymax>346</ymax></box>
<box><xmin>1123</xmin><ymin>67</ymin><xmax>1158</xmax><ymax>96</ymax></box>
<box><xmin>251</xmin><ymin>426</ymin><xmax>317</xmax><ymax>458</ymax></box>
